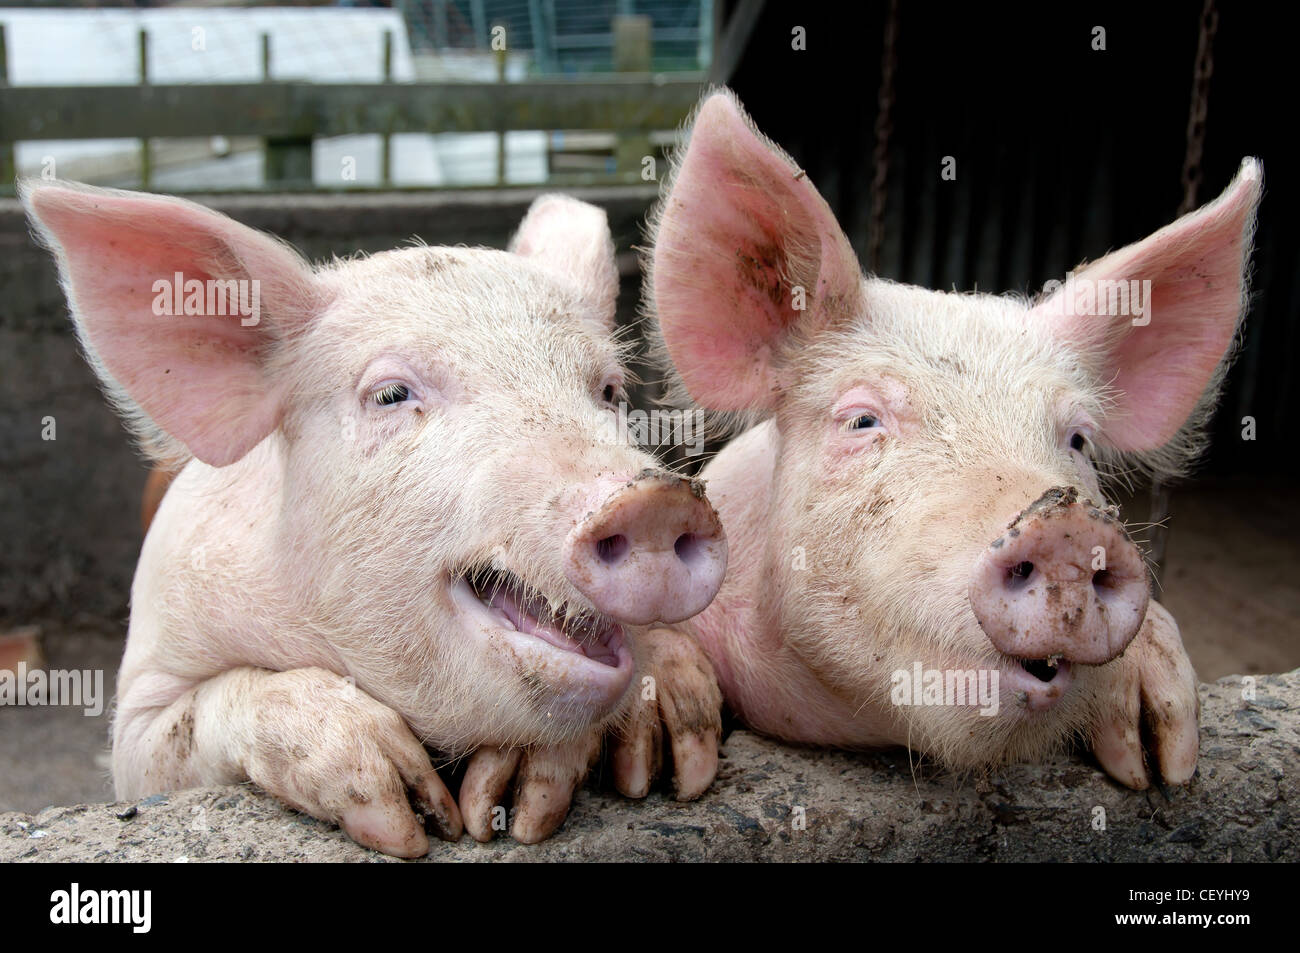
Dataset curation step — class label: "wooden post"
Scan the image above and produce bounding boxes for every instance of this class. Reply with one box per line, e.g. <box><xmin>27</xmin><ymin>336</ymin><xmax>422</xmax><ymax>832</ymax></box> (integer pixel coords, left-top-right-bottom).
<box><xmin>0</xmin><ymin>25</ymin><xmax>14</xmax><ymax>195</ymax></box>
<box><xmin>431</xmin><ymin>0</ymin><xmax>450</xmax><ymax>50</ymax></box>
<box><xmin>697</xmin><ymin>0</ymin><xmax>713</xmax><ymax>72</ymax></box>
<box><xmin>613</xmin><ymin>16</ymin><xmax>653</xmax><ymax>72</ymax></box>
<box><xmin>470</xmin><ymin>0</ymin><xmax>487</xmax><ymax>48</ymax></box>
<box><xmin>381</xmin><ymin>30</ymin><xmax>392</xmax><ymax>187</ymax></box>
<box><xmin>613</xmin><ymin>15</ymin><xmax>653</xmax><ymax>183</ymax></box>
<box><xmin>527</xmin><ymin>0</ymin><xmax>556</xmax><ymax>74</ymax></box>
<box><xmin>262</xmin><ymin>32</ymin><xmax>313</xmax><ymax>189</ymax></box>
<box><xmin>496</xmin><ymin>30</ymin><xmax>507</xmax><ymax>185</ymax></box>
<box><xmin>138</xmin><ymin>29</ymin><xmax>151</xmax><ymax>189</ymax></box>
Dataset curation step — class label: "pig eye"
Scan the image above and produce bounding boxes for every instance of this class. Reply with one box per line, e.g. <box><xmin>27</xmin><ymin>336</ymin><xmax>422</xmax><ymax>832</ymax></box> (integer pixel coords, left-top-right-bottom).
<box><xmin>602</xmin><ymin>384</ymin><xmax>617</xmax><ymax>403</ymax></box>
<box><xmin>1069</xmin><ymin>431</ymin><xmax>1088</xmax><ymax>453</ymax></box>
<box><xmin>372</xmin><ymin>382</ymin><xmax>412</xmax><ymax>406</ymax></box>
<box><xmin>848</xmin><ymin>414</ymin><xmax>881</xmax><ymax>431</ymax></box>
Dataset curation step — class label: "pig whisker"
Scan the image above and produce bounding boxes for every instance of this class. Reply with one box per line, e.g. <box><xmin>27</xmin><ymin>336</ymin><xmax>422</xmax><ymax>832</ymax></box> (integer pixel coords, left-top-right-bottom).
<box><xmin>904</xmin><ymin>718</ymin><xmax>926</xmax><ymax>796</ymax></box>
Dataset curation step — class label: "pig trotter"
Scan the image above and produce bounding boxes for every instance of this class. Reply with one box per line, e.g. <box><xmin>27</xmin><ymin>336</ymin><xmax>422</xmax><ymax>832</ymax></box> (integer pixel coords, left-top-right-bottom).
<box><xmin>459</xmin><ymin>731</ymin><xmax>601</xmax><ymax>844</ymax></box>
<box><xmin>239</xmin><ymin>668</ymin><xmax>463</xmax><ymax>857</ymax></box>
<box><xmin>458</xmin><ymin>626</ymin><xmax>724</xmax><ymax>843</ymax></box>
<box><xmin>610</xmin><ymin>626</ymin><xmax>723</xmax><ymax>802</ymax></box>
<box><xmin>1089</xmin><ymin>601</ymin><xmax>1200</xmax><ymax>789</ymax></box>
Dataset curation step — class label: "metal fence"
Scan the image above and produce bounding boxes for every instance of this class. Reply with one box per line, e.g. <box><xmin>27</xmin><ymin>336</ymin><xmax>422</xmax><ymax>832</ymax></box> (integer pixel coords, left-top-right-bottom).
<box><xmin>398</xmin><ymin>0</ymin><xmax>710</xmax><ymax>72</ymax></box>
<box><xmin>0</xmin><ymin>0</ymin><xmax>711</xmax><ymax>192</ymax></box>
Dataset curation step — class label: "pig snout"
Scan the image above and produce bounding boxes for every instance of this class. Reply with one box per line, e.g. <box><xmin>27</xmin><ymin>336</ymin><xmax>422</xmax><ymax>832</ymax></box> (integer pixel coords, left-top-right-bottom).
<box><xmin>563</xmin><ymin>471</ymin><xmax>727</xmax><ymax>626</ymax></box>
<box><xmin>969</xmin><ymin>487</ymin><xmax>1150</xmax><ymax>666</ymax></box>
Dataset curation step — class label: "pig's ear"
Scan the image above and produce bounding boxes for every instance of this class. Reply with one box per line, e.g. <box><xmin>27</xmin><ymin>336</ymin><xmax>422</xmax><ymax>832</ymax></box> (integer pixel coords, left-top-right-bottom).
<box><xmin>651</xmin><ymin>89</ymin><xmax>863</xmax><ymax>411</ymax></box>
<box><xmin>509</xmin><ymin>194</ymin><xmax>619</xmax><ymax>327</ymax></box>
<box><xmin>1032</xmin><ymin>159</ymin><xmax>1262</xmax><ymax>454</ymax></box>
<box><xmin>21</xmin><ymin>180</ymin><xmax>325</xmax><ymax>467</ymax></box>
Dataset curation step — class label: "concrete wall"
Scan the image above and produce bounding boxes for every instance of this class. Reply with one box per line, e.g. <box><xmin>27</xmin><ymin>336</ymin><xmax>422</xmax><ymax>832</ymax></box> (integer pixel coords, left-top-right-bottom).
<box><xmin>3</xmin><ymin>671</ymin><xmax>1296</xmax><ymax>861</ymax></box>
<box><xmin>0</xmin><ymin>186</ymin><xmax>659</xmax><ymax>628</ymax></box>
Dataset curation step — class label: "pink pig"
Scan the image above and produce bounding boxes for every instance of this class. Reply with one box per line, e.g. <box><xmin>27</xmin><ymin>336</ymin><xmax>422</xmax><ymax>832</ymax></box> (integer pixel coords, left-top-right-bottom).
<box><xmin>648</xmin><ymin>91</ymin><xmax>1261</xmax><ymax>788</ymax></box>
<box><xmin>23</xmin><ymin>182</ymin><xmax>728</xmax><ymax>855</ymax></box>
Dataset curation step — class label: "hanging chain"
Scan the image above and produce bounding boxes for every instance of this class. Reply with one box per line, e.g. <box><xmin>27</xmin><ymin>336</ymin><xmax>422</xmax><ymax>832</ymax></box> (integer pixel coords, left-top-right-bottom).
<box><xmin>1178</xmin><ymin>0</ymin><xmax>1219</xmax><ymax>216</ymax></box>
<box><xmin>867</xmin><ymin>0</ymin><xmax>899</xmax><ymax>274</ymax></box>
<box><xmin>1150</xmin><ymin>0</ymin><xmax>1217</xmax><ymax>586</ymax></box>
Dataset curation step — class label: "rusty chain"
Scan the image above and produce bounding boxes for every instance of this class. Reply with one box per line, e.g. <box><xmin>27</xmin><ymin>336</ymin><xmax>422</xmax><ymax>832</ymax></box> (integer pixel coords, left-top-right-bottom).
<box><xmin>1150</xmin><ymin>0</ymin><xmax>1218</xmax><ymax>586</ymax></box>
<box><xmin>867</xmin><ymin>0</ymin><xmax>899</xmax><ymax>274</ymax></box>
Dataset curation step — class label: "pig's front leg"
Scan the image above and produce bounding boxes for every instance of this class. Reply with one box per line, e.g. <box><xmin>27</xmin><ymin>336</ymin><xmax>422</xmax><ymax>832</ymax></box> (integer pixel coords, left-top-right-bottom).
<box><xmin>459</xmin><ymin>627</ymin><xmax>723</xmax><ymax>843</ymax></box>
<box><xmin>118</xmin><ymin>666</ymin><xmax>462</xmax><ymax>857</ymax></box>
<box><xmin>610</xmin><ymin>626</ymin><xmax>723</xmax><ymax>800</ymax></box>
<box><xmin>459</xmin><ymin>731</ymin><xmax>602</xmax><ymax>843</ymax></box>
<box><xmin>1090</xmin><ymin>600</ymin><xmax>1200</xmax><ymax>789</ymax></box>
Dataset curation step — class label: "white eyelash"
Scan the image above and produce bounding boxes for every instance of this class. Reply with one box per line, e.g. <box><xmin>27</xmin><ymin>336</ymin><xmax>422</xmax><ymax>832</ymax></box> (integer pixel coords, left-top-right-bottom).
<box><xmin>373</xmin><ymin>382</ymin><xmax>410</xmax><ymax>406</ymax></box>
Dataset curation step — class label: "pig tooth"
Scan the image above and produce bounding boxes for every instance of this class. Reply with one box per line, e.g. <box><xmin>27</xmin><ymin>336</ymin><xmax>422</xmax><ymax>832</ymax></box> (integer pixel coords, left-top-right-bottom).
<box><xmin>1047</xmin><ymin>654</ymin><xmax>1063</xmax><ymax>668</ymax></box>
<box><xmin>572</xmin><ymin>612</ymin><xmax>592</xmax><ymax>643</ymax></box>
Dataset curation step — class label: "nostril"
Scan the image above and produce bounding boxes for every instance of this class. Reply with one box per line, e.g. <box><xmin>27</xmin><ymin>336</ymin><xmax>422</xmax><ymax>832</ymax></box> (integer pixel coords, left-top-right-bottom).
<box><xmin>1092</xmin><ymin>569</ymin><xmax>1114</xmax><ymax>594</ymax></box>
<box><xmin>1006</xmin><ymin>561</ymin><xmax>1034</xmax><ymax>590</ymax></box>
<box><xmin>596</xmin><ymin>534</ymin><xmax>629</xmax><ymax>565</ymax></box>
<box><xmin>674</xmin><ymin>533</ymin><xmax>702</xmax><ymax>565</ymax></box>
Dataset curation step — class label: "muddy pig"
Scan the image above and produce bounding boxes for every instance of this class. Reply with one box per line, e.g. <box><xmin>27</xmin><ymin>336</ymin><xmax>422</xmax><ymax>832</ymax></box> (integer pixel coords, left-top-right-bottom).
<box><xmin>23</xmin><ymin>181</ymin><xmax>727</xmax><ymax>854</ymax></box>
<box><xmin>647</xmin><ymin>90</ymin><xmax>1261</xmax><ymax>787</ymax></box>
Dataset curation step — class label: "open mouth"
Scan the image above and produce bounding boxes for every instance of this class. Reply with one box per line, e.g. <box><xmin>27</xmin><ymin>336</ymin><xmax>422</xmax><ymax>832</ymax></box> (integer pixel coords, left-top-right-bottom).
<box><xmin>460</xmin><ymin>565</ymin><xmax>624</xmax><ymax>667</ymax></box>
<box><xmin>1017</xmin><ymin>655</ymin><xmax>1069</xmax><ymax>684</ymax></box>
<box><xmin>997</xmin><ymin>653</ymin><xmax>1075</xmax><ymax>711</ymax></box>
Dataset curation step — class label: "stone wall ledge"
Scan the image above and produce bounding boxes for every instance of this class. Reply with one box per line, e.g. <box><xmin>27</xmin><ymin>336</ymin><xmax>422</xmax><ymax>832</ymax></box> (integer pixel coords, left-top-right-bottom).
<box><xmin>2</xmin><ymin>671</ymin><xmax>1295</xmax><ymax>862</ymax></box>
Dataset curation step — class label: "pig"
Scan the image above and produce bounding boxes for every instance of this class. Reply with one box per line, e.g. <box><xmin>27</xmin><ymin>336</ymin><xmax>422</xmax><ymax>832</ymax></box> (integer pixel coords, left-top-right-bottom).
<box><xmin>646</xmin><ymin>90</ymin><xmax>1262</xmax><ymax>789</ymax></box>
<box><xmin>22</xmin><ymin>181</ymin><xmax>727</xmax><ymax>855</ymax></box>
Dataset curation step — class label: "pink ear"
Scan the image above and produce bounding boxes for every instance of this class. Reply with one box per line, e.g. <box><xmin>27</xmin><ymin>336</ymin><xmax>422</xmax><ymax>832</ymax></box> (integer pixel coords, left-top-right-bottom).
<box><xmin>21</xmin><ymin>181</ymin><xmax>324</xmax><ymax>466</ymax></box>
<box><xmin>1032</xmin><ymin>159</ymin><xmax>1262</xmax><ymax>452</ymax></box>
<box><xmin>510</xmin><ymin>194</ymin><xmax>619</xmax><ymax>327</ymax></box>
<box><xmin>652</xmin><ymin>90</ymin><xmax>863</xmax><ymax>411</ymax></box>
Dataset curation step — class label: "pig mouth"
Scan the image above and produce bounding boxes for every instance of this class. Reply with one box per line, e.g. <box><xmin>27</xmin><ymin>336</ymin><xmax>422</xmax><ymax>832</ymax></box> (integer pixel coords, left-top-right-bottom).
<box><xmin>456</xmin><ymin>566</ymin><xmax>626</xmax><ymax>668</ymax></box>
<box><xmin>999</xmin><ymin>653</ymin><xmax>1075</xmax><ymax>711</ymax></box>
<box><xmin>1018</xmin><ymin>656</ymin><xmax>1069</xmax><ymax>683</ymax></box>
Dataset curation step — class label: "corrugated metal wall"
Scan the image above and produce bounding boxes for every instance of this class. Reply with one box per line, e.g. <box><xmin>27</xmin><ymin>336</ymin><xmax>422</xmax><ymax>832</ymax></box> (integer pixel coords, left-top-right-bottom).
<box><xmin>726</xmin><ymin>0</ymin><xmax>1296</xmax><ymax>476</ymax></box>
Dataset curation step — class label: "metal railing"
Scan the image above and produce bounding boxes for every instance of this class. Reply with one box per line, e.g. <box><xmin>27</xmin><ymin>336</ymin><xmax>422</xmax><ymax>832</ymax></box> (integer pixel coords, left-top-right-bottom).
<box><xmin>0</xmin><ymin>3</ymin><xmax>709</xmax><ymax>193</ymax></box>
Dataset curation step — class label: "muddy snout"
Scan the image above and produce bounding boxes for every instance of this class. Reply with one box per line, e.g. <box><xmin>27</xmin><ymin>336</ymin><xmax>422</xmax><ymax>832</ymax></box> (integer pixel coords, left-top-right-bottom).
<box><xmin>562</xmin><ymin>471</ymin><xmax>727</xmax><ymax>626</ymax></box>
<box><xmin>969</xmin><ymin>487</ymin><xmax>1149</xmax><ymax>665</ymax></box>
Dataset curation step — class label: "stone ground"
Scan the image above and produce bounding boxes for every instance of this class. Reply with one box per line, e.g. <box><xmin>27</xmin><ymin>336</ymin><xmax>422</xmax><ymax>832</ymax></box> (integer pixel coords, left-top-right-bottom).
<box><xmin>1</xmin><ymin>671</ymin><xmax>1295</xmax><ymax>862</ymax></box>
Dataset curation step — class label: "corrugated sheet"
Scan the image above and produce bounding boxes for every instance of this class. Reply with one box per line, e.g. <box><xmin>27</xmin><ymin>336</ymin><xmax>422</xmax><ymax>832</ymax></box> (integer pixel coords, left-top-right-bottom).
<box><xmin>727</xmin><ymin>0</ymin><xmax>1295</xmax><ymax>475</ymax></box>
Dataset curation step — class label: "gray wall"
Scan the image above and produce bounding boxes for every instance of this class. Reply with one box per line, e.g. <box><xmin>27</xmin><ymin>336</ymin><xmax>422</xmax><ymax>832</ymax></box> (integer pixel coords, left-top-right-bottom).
<box><xmin>0</xmin><ymin>186</ymin><xmax>659</xmax><ymax>628</ymax></box>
